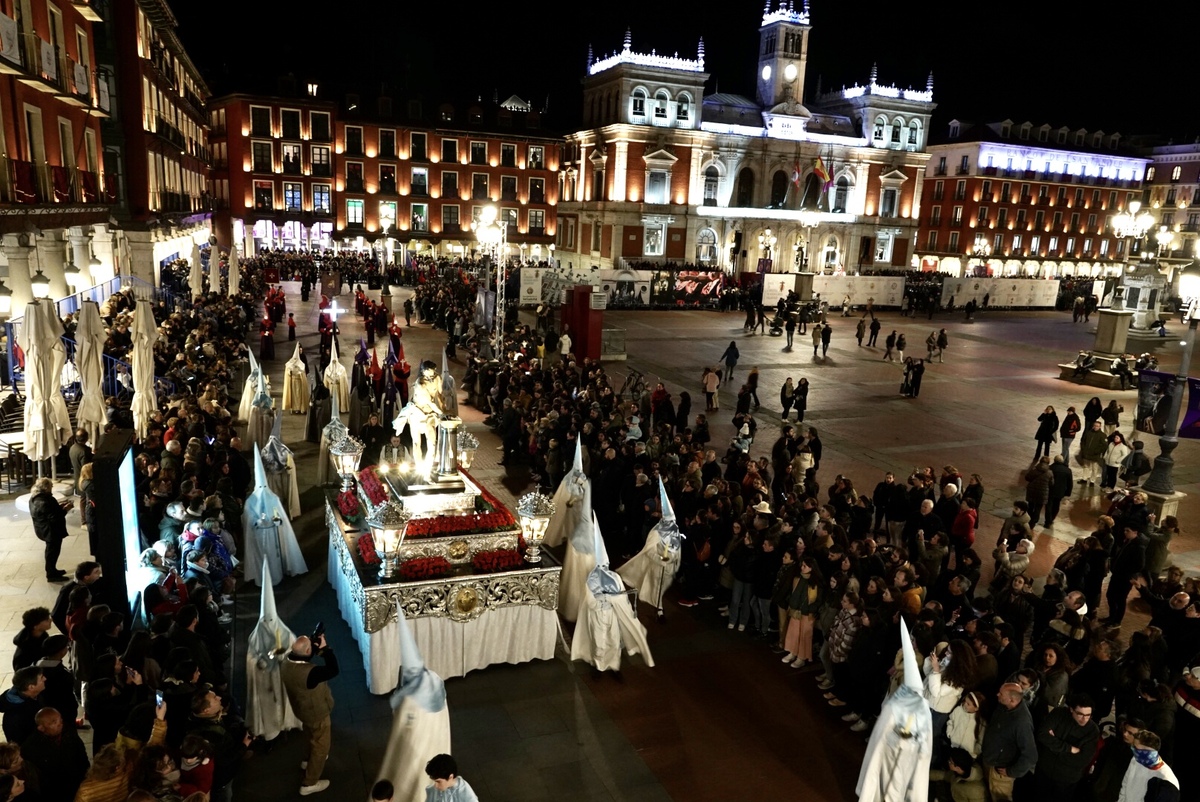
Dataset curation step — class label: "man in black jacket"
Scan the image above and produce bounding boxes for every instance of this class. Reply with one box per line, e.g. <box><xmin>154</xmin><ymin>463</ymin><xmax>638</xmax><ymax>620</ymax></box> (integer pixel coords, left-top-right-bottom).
<box><xmin>979</xmin><ymin>683</ymin><xmax>1037</xmax><ymax>801</ymax></box>
<box><xmin>1033</xmin><ymin>694</ymin><xmax>1099</xmax><ymax>799</ymax></box>
<box><xmin>0</xmin><ymin>667</ymin><xmax>45</xmax><ymax>744</ymax></box>
<box><xmin>1045</xmin><ymin>455</ymin><xmax>1073</xmax><ymax>528</ymax></box>
<box><xmin>50</xmin><ymin>562</ymin><xmax>103</xmax><ymax>635</ymax></box>
<box><xmin>1105</xmin><ymin>525</ymin><xmax>1147</xmax><ymax>625</ymax></box>
<box><xmin>21</xmin><ymin>708</ymin><xmax>89</xmax><ymax>802</ymax></box>
<box><xmin>29</xmin><ymin>478</ymin><xmax>72</xmax><ymax>582</ymax></box>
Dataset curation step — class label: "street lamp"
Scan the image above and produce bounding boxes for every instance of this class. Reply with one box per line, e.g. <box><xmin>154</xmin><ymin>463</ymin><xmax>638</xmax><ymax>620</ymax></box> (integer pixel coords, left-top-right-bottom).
<box><xmin>475</xmin><ymin>205</ymin><xmax>507</xmax><ymax>356</ymax></box>
<box><xmin>30</xmin><ymin>269</ymin><xmax>50</xmax><ymax>298</ymax></box>
<box><xmin>63</xmin><ymin>260</ymin><xmax>83</xmax><ymax>291</ymax></box>
<box><xmin>1110</xmin><ymin>200</ymin><xmax>1155</xmax><ymax>261</ymax></box>
<box><xmin>1141</xmin><ymin>265</ymin><xmax>1200</xmax><ymax>496</ymax></box>
<box><xmin>1156</xmin><ymin>226</ymin><xmax>1178</xmax><ymax>259</ymax></box>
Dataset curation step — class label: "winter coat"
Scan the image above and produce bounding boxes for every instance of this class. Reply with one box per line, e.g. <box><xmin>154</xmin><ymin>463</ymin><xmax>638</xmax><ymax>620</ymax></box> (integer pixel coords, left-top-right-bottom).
<box><xmin>1049</xmin><ymin>462</ymin><xmax>1074</xmax><ymax>500</ymax></box>
<box><xmin>1060</xmin><ymin>412</ymin><xmax>1082</xmax><ymax>439</ymax></box>
<box><xmin>1078</xmin><ymin>428</ymin><xmax>1108</xmax><ymax>461</ymax></box>
<box><xmin>1024</xmin><ymin>463</ymin><xmax>1052</xmax><ymax>504</ymax></box>
<box><xmin>1035</xmin><ymin>412</ymin><xmax>1059</xmax><ymax>442</ymax></box>
<box><xmin>1103</xmin><ymin>441</ymin><xmax>1131</xmax><ymax>468</ymax></box>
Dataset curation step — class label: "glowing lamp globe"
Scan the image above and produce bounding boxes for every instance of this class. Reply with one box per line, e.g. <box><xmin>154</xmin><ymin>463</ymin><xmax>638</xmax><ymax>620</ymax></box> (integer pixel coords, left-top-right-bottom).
<box><xmin>30</xmin><ymin>269</ymin><xmax>50</xmax><ymax>298</ymax></box>
<box><xmin>516</xmin><ymin>492</ymin><xmax>556</xmax><ymax>563</ymax></box>
<box><xmin>368</xmin><ymin>500</ymin><xmax>412</xmax><ymax>579</ymax></box>
<box><xmin>330</xmin><ymin>435</ymin><xmax>365</xmax><ymax>492</ymax></box>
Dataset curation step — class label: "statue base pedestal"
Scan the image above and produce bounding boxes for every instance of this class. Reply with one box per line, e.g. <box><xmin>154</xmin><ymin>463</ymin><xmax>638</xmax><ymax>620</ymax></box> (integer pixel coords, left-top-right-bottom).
<box><xmin>1141</xmin><ymin>489</ymin><xmax>1186</xmax><ymax>523</ymax></box>
<box><xmin>384</xmin><ymin>469</ymin><xmax>479</xmax><ymax>516</ymax></box>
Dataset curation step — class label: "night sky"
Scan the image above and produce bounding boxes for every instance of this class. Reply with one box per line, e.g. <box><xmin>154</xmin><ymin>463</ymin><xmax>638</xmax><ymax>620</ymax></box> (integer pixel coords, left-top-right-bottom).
<box><xmin>174</xmin><ymin>0</ymin><xmax>1200</xmax><ymax>141</ymax></box>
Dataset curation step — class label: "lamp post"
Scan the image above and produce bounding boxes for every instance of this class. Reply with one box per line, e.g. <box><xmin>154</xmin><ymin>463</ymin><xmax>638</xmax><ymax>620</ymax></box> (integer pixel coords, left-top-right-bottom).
<box><xmin>330</xmin><ymin>435</ymin><xmax>365</xmax><ymax>492</ymax></box>
<box><xmin>1110</xmin><ymin>200</ymin><xmax>1155</xmax><ymax>266</ymax></box>
<box><xmin>368</xmin><ymin>500</ymin><xmax>412</xmax><ymax>580</ymax></box>
<box><xmin>516</xmin><ymin>491</ymin><xmax>555</xmax><ymax>563</ymax></box>
<box><xmin>475</xmin><ymin>205</ymin><xmax>507</xmax><ymax>356</ymax></box>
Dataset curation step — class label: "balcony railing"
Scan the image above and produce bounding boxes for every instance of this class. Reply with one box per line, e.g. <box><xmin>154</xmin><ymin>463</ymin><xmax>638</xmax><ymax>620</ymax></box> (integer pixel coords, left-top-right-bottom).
<box><xmin>152</xmin><ymin>190</ymin><xmax>201</xmax><ymax>214</ymax></box>
<box><xmin>345</xmin><ymin>178</ymin><xmax>364</xmax><ymax>193</ymax></box>
<box><xmin>312</xmin><ymin>164</ymin><xmax>331</xmax><ymax>177</ymax></box>
<box><xmin>0</xmin><ymin>159</ymin><xmax>107</xmax><ymax>206</ymax></box>
<box><xmin>311</xmin><ymin>126</ymin><xmax>332</xmax><ymax>143</ymax></box>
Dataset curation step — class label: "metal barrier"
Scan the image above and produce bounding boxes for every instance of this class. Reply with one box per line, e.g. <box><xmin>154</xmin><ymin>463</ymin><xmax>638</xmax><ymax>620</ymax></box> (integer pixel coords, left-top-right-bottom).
<box><xmin>5</xmin><ymin>275</ymin><xmax>177</xmax><ymax>391</ymax></box>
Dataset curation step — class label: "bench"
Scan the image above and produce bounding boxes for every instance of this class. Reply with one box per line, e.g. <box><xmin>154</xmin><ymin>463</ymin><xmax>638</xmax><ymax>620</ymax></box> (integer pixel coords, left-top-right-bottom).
<box><xmin>1057</xmin><ymin>364</ymin><xmax>1135</xmax><ymax>391</ymax></box>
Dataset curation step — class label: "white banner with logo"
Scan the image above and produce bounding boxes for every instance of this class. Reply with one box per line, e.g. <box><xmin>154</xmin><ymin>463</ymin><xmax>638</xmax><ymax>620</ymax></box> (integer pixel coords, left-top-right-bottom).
<box><xmin>517</xmin><ymin>267</ymin><xmax>544</xmax><ymax>307</ymax></box>
<box><xmin>761</xmin><ymin>274</ymin><xmax>798</xmax><ymax>309</ymax></box>
<box><xmin>812</xmin><ymin>275</ymin><xmax>906</xmax><ymax>307</ymax></box>
<box><xmin>0</xmin><ymin>14</ymin><xmax>20</xmax><ymax>66</ymax></box>
<box><xmin>74</xmin><ymin>62</ymin><xmax>88</xmax><ymax>96</ymax></box>
<box><xmin>40</xmin><ymin>40</ymin><xmax>56</xmax><ymax>82</ymax></box>
<box><xmin>940</xmin><ymin>278</ymin><xmax>1061</xmax><ymax>308</ymax></box>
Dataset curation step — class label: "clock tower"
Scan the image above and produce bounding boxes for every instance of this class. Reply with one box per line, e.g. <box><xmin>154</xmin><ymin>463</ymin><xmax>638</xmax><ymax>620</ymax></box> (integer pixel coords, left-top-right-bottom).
<box><xmin>755</xmin><ymin>0</ymin><xmax>811</xmax><ymax>109</ymax></box>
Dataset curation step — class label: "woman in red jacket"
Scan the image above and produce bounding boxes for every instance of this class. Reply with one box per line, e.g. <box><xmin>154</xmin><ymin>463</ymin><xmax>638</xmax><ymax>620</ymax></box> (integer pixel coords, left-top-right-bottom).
<box><xmin>950</xmin><ymin>497</ymin><xmax>978</xmax><ymax>565</ymax></box>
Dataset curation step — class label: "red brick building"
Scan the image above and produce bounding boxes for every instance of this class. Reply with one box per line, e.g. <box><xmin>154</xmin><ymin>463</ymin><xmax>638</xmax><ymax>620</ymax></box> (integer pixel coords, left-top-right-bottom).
<box><xmin>208</xmin><ymin>86</ymin><xmax>338</xmax><ymax>252</ymax></box>
<box><xmin>914</xmin><ymin>120</ymin><xmax>1150</xmax><ymax>278</ymax></box>
<box><xmin>0</xmin><ymin>0</ymin><xmax>111</xmax><ymax>306</ymax></box>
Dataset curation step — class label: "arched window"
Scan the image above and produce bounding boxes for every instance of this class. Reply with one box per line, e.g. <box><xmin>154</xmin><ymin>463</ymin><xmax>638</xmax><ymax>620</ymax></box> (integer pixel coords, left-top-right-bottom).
<box><xmin>907</xmin><ymin>120</ymin><xmax>921</xmax><ymax>148</ymax></box>
<box><xmin>736</xmin><ymin>168</ymin><xmax>755</xmax><ymax>208</ymax></box>
<box><xmin>833</xmin><ymin>176</ymin><xmax>849</xmax><ymax>213</ymax></box>
<box><xmin>800</xmin><ymin>174</ymin><xmax>823</xmax><ymax>210</ymax></box>
<box><xmin>677</xmin><ymin>93</ymin><xmax>691</xmax><ymax>122</ymax></box>
<box><xmin>703</xmin><ymin>166</ymin><xmax>719</xmax><ymax>206</ymax></box>
<box><xmin>873</xmin><ymin>116</ymin><xmax>887</xmax><ymax>142</ymax></box>
<box><xmin>770</xmin><ymin>170</ymin><xmax>789</xmax><ymax>207</ymax></box>
<box><xmin>891</xmin><ymin>119</ymin><xmax>903</xmax><ymax>145</ymax></box>
<box><xmin>696</xmin><ymin>228</ymin><xmax>717</xmax><ymax>265</ymax></box>
<box><xmin>632</xmin><ymin>89</ymin><xmax>647</xmax><ymax>117</ymax></box>
<box><xmin>654</xmin><ymin>90</ymin><xmax>670</xmax><ymax>120</ymax></box>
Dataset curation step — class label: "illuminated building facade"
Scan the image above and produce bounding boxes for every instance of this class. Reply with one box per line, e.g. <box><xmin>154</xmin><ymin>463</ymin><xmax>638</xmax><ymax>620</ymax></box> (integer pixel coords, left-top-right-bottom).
<box><xmin>914</xmin><ymin>119</ymin><xmax>1149</xmax><ymax>278</ymax></box>
<box><xmin>556</xmin><ymin>2</ymin><xmax>935</xmax><ymax>275</ymax></box>
<box><xmin>334</xmin><ymin>94</ymin><xmax>560</xmax><ymax>263</ymax></box>
<box><xmin>1143</xmin><ymin>142</ymin><xmax>1200</xmax><ymax>260</ymax></box>
<box><xmin>0</xmin><ymin>0</ymin><xmax>112</xmax><ymax>307</ymax></box>
<box><xmin>208</xmin><ymin>86</ymin><xmax>339</xmax><ymax>254</ymax></box>
<box><xmin>97</xmin><ymin>0</ymin><xmax>211</xmax><ymax>285</ymax></box>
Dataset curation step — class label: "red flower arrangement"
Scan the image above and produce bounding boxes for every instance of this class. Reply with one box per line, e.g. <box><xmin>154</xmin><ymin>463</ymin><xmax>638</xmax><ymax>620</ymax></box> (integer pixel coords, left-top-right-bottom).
<box><xmin>398</xmin><ymin>556</ymin><xmax>452</xmax><ymax>582</ymax></box>
<box><xmin>359</xmin><ymin>466</ymin><xmax>389</xmax><ymax>506</ymax></box>
<box><xmin>471</xmin><ymin>549</ymin><xmax>524</xmax><ymax>574</ymax></box>
<box><xmin>337</xmin><ymin>490</ymin><xmax>364</xmax><ymax>526</ymax></box>
<box><xmin>356</xmin><ymin>533</ymin><xmax>381</xmax><ymax>565</ymax></box>
<box><xmin>405</xmin><ymin>509</ymin><xmax>516</xmax><ymax>539</ymax></box>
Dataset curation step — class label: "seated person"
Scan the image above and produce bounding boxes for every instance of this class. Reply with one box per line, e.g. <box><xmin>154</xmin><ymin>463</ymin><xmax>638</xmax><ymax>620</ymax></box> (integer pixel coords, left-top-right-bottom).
<box><xmin>1072</xmin><ymin>350</ymin><xmax>1096</xmax><ymax>378</ymax></box>
<box><xmin>1109</xmin><ymin>354</ymin><xmax>1134</xmax><ymax>390</ymax></box>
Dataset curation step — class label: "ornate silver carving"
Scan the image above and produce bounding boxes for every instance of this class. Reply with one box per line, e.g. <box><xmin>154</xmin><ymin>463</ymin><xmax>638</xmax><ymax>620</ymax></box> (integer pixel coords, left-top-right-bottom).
<box><xmin>328</xmin><ymin>495</ymin><xmax>561</xmax><ymax>634</ymax></box>
<box><xmin>397</xmin><ymin>530</ymin><xmax>520</xmax><ymax>563</ymax></box>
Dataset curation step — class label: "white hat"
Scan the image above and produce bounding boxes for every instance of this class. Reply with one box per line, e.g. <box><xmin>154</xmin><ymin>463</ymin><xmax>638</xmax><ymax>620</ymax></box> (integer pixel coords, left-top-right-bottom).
<box><xmin>752</xmin><ymin>501</ymin><xmax>772</xmax><ymax>515</ymax></box>
<box><xmin>740</xmin><ymin>424</ymin><xmax>750</xmax><ymax>436</ymax></box>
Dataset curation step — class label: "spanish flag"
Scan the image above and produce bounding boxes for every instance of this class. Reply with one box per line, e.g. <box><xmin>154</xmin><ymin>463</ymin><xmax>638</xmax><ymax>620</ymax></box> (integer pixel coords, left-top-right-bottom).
<box><xmin>814</xmin><ymin>157</ymin><xmax>832</xmax><ymax>190</ymax></box>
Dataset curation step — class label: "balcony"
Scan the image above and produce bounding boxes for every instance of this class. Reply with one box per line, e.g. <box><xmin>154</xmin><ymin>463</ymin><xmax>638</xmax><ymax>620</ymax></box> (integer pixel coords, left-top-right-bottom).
<box><xmin>313</xmin><ymin>206</ymin><xmax>332</xmax><ymax>217</ymax></box>
<box><xmin>950</xmin><ymin>219</ymin><xmax>964</xmax><ymax>228</ymax></box>
<box><xmin>932</xmin><ymin>191</ymin><xmax>944</xmax><ymax>202</ymax></box>
<box><xmin>981</xmin><ymin>166</ymin><xmax>998</xmax><ymax>176</ymax></box>
<box><xmin>345</xmin><ymin>178</ymin><xmax>364</xmax><ymax>193</ymax></box>
<box><xmin>530</xmin><ymin>191</ymin><xmax>545</xmax><ymax>204</ymax></box>
<box><xmin>0</xmin><ymin>159</ymin><xmax>108</xmax><ymax>206</ymax></box>
<box><xmin>344</xmin><ymin>141</ymin><xmax>365</xmax><ymax>157</ymax></box>
<box><xmin>441</xmin><ymin>222</ymin><xmax>461</xmax><ymax>234</ymax></box>
<box><xmin>528</xmin><ymin>226</ymin><xmax>545</xmax><ymax>237</ymax></box>
<box><xmin>312</xmin><ymin>164</ymin><xmax>332</xmax><ymax>178</ymax></box>
<box><xmin>955</xmin><ymin>166</ymin><xmax>970</xmax><ymax>176</ymax></box>
<box><xmin>72</xmin><ymin>0</ymin><xmax>104</xmax><ymax>22</ymax></box>
<box><xmin>311</xmin><ymin>125</ymin><xmax>332</xmax><ymax>143</ymax></box>
<box><xmin>251</xmin><ymin>159</ymin><xmax>272</xmax><ymax>174</ymax></box>
<box><xmin>154</xmin><ymin>116</ymin><xmax>186</xmax><ymax>149</ymax></box>
<box><xmin>501</xmin><ymin>190</ymin><xmax>518</xmax><ymax>202</ymax></box>
<box><xmin>379</xmin><ymin>178</ymin><xmax>398</xmax><ymax>195</ymax></box>
<box><xmin>153</xmin><ymin>191</ymin><xmax>200</xmax><ymax>214</ymax></box>
<box><xmin>933</xmin><ymin>167</ymin><xmax>947</xmax><ymax>176</ymax></box>
<box><xmin>282</xmin><ymin>158</ymin><xmax>302</xmax><ymax>176</ymax></box>
<box><xmin>952</xmin><ymin>192</ymin><xmax>966</xmax><ymax>201</ymax></box>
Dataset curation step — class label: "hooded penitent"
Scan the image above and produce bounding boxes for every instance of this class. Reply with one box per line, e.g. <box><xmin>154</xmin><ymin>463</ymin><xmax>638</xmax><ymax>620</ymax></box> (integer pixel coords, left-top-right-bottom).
<box><xmin>261</xmin><ymin>413</ymin><xmax>300</xmax><ymax>518</ymax></box>
<box><xmin>549</xmin><ymin>440</ymin><xmax>595</xmax><ymax>623</ymax></box>
<box><xmin>571</xmin><ymin>512</ymin><xmax>655</xmax><ymax>671</ymax></box>
<box><xmin>239</xmin><ymin>350</ymin><xmax>262</xmax><ymax>423</ymax></box>
<box><xmin>617</xmin><ymin>478</ymin><xmax>684</xmax><ymax>612</ymax></box>
<box><xmin>441</xmin><ymin>350</ymin><xmax>458</xmax><ymax>418</ymax></box>
<box><xmin>282</xmin><ymin>343</ymin><xmax>309</xmax><ymax>414</ymax></box>
<box><xmin>374</xmin><ymin>609</ymin><xmax>451</xmax><ymax>802</ymax></box>
<box><xmin>244</xmin><ymin>448</ymin><xmax>308</xmax><ymax>586</ymax></box>
<box><xmin>856</xmin><ymin>617</ymin><xmax>932</xmax><ymax>802</ymax></box>
<box><xmin>246</xmin><ymin>562</ymin><xmax>301</xmax><ymax>739</ymax></box>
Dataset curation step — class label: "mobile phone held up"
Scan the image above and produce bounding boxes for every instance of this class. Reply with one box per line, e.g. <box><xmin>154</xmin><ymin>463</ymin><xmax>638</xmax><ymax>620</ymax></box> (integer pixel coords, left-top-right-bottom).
<box><xmin>312</xmin><ymin>621</ymin><xmax>325</xmax><ymax>645</ymax></box>
<box><xmin>156</xmin><ymin>691</ymin><xmax>164</xmax><ymax>707</ymax></box>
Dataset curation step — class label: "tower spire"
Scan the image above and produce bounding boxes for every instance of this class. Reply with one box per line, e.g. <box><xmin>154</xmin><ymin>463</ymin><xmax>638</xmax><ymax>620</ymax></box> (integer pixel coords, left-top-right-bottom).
<box><xmin>697</xmin><ymin>36</ymin><xmax>705</xmax><ymax>68</ymax></box>
<box><xmin>623</xmin><ymin>27</ymin><xmax>632</xmax><ymax>52</ymax></box>
<box><xmin>926</xmin><ymin>71</ymin><xmax>934</xmax><ymax>93</ymax></box>
<box><xmin>869</xmin><ymin>62</ymin><xmax>878</xmax><ymax>85</ymax></box>
<box><xmin>587</xmin><ymin>43</ymin><xmax>593</xmax><ymax>69</ymax></box>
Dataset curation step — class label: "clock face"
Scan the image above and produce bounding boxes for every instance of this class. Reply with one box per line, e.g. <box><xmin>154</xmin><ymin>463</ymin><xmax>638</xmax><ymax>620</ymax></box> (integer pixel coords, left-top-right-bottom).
<box><xmin>784</xmin><ymin>63</ymin><xmax>798</xmax><ymax>81</ymax></box>
<box><xmin>761</xmin><ymin>65</ymin><xmax>772</xmax><ymax>81</ymax></box>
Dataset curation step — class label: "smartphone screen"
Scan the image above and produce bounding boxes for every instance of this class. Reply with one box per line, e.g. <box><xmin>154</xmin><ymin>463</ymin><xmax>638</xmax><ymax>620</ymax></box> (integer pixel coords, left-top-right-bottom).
<box><xmin>156</xmin><ymin>691</ymin><xmax>164</xmax><ymax>706</ymax></box>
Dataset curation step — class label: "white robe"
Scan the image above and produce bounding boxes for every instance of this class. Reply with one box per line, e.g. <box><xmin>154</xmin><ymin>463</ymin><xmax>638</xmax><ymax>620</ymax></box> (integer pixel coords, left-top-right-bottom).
<box><xmin>571</xmin><ymin>592</ymin><xmax>655</xmax><ymax>672</ymax></box>
<box><xmin>245</xmin><ymin>626</ymin><xmax>301</xmax><ymax>740</ymax></box>
<box><xmin>282</xmin><ymin>359</ymin><xmax>309</xmax><ymax>413</ymax></box>
<box><xmin>559</xmin><ymin>542</ymin><xmax>596</xmax><ymax>625</ymax></box>
<box><xmin>265</xmin><ymin>455</ymin><xmax>302</xmax><ymax>519</ymax></box>
<box><xmin>548</xmin><ymin>478</ymin><xmax>594</xmax><ymax>623</ymax></box>
<box><xmin>856</xmin><ymin>687</ymin><xmax>932</xmax><ymax>802</ymax></box>
<box><xmin>243</xmin><ymin>495</ymin><xmax>308</xmax><ymax>585</ymax></box>
<box><xmin>376</xmin><ymin>696</ymin><xmax>452</xmax><ymax>802</ymax></box>
<box><xmin>616</xmin><ymin>528</ymin><xmax>681</xmax><ymax>610</ymax></box>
